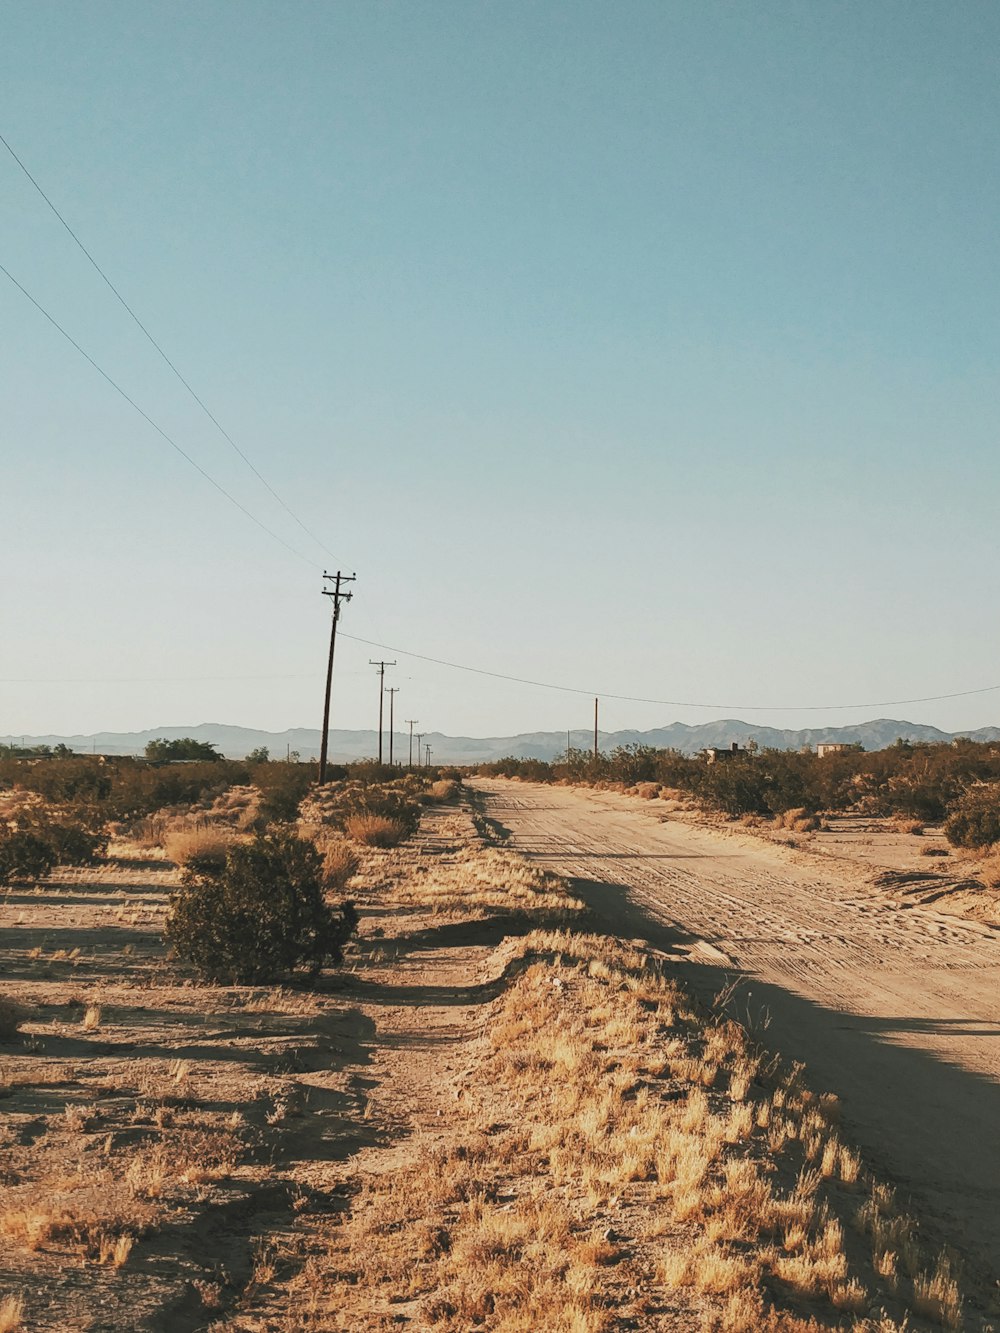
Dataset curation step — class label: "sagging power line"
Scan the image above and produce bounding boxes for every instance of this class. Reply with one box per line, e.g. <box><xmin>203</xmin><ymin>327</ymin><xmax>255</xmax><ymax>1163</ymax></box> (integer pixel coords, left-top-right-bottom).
<box><xmin>0</xmin><ymin>261</ymin><xmax>315</xmax><ymax>568</ymax></box>
<box><xmin>340</xmin><ymin>632</ymin><xmax>1000</xmax><ymax>714</ymax></box>
<box><xmin>0</xmin><ymin>131</ymin><xmax>338</xmax><ymax>565</ymax></box>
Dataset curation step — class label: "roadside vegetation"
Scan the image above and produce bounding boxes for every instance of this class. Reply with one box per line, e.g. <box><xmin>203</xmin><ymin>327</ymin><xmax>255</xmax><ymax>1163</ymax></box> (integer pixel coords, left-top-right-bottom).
<box><xmin>479</xmin><ymin>738</ymin><xmax>1000</xmax><ymax>848</ymax></box>
<box><xmin>0</xmin><ymin>750</ymin><xmax>988</xmax><ymax>1328</ymax></box>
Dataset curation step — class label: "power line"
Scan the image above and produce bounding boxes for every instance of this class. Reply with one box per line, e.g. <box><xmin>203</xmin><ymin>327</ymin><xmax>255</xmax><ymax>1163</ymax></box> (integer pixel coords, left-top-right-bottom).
<box><xmin>339</xmin><ymin>633</ymin><xmax>1000</xmax><ymax>713</ymax></box>
<box><xmin>0</xmin><ymin>131</ymin><xmax>338</xmax><ymax>563</ymax></box>
<box><xmin>0</xmin><ymin>674</ymin><xmax>315</xmax><ymax>683</ymax></box>
<box><xmin>0</xmin><ymin>261</ymin><xmax>314</xmax><ymax>567</ymax></box>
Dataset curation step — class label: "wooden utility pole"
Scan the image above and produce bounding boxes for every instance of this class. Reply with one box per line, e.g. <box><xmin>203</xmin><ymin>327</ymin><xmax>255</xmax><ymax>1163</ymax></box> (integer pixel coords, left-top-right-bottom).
<box><xmin>593</xmin><ymin>697</ymin><xmax>599</xmax><ymax>764</ymax></box>
<box><xmin>319</xmin><ymin>571</ymin><xmax>355</xmax><ymax>784</ymax></box>
<box><xmin>369</xmin><ymin>659</ymin><xmax>396</xmax><ymax>765</ymax></box>
<box><xmin>386</xmin><ymin>687</ymin><xmax>399</xmax><ymax>766</ymax></box>
<box><xmin>415</xmin><ymin>732</ymin><xmax>424</xmax><ymax>767</ymax></box>
<box><xmin>425</xmin><ymin>744</ymin><xmax>432</xmax><ymax>767</ymax></box>
<box><xmin>405</xmin><ymin>719</ymin><xmax>418</xmax><ymax>768</ymax></box>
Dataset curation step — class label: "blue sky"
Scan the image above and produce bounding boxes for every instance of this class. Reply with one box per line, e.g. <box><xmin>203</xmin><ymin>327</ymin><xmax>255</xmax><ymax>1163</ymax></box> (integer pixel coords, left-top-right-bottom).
<box><xmin>3</xmin><ymin>1</ymin><xmax>999</xmax><ymax>740</ymax></box>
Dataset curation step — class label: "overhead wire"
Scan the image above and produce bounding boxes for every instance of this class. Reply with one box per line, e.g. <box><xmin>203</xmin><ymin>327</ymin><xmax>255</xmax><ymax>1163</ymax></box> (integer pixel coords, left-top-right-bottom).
<box><xmin>3</xmin><ymin>140</ymin><xmax>995</xmax><ymax>721</ymax></box>
<box><xmin>0</xmin><ymin>131</ymin><xmax>338</xmax><ymax>564</ymax></box>
<box><xmin>339</xmin><ymin>632</ymin><xmax>1000</xmax><ymax>713</ymax></box>
<box><xmin>1</xmin><ymin>261</ymin><xmax>319</xmax><ymax>565</ymax></box>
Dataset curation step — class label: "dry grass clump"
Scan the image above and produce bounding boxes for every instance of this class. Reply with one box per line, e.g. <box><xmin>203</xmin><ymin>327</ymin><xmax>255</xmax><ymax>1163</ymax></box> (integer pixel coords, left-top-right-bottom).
<box><xmin>0</xmin><ymin>997</ymin><xmax>31</xmax><ymax>1042</ymax></box>
<box><xmin>293</xmin><ymin>926</ymin><xmax>936</xmax><ymax>1331</ymax></box>
<box><xmin>344</xmin><ymin>813</ymin><xmax>409</xmax><ymax>847</ymax></box>
<box><xmin>911</xmin><ymin>1253</ymin><xmax>963</xmax><ymax>1329</ymax></box>
<box><xmin>429</xmin><ymin>779</ymin><xmax>459</xmax><ymax>802</ymax></box>
<box><xmin>773</xmin><ymin>808</ymin><xmax>822</xmax><ymax>833</ymax></box>
<box><xmin>892</xmin><ymin>818</ymin><xmax>925</xmax><ymax>836</ymax></box>
<box><xmin>319</xmin><ymin>840</ymin><xmax>360</xmax><ymax>890</ymax></box>
<box><xmin>0</xmin><ymin>1296</ymin><xmax>24</xmax><ymax>1333</ymax></box>
<box><xmin>162</xmin><ymin>826</ymin><xmax>241</xmax><ymax>867</ymax></box>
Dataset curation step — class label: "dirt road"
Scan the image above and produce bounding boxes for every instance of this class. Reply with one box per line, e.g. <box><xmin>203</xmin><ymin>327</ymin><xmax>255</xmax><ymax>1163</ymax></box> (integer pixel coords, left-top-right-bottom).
<box><xmin>473</xmin><ymin>779</ymin><xmax>1000</xmax><ymax>1292</ymax></box>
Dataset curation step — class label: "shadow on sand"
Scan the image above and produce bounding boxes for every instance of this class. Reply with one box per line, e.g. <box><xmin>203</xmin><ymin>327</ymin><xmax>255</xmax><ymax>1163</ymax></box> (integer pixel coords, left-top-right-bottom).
<box><xmin>566</xmin><ymin>871</ymin><xmax>1000</xmax><ymax>1306</ymax></box>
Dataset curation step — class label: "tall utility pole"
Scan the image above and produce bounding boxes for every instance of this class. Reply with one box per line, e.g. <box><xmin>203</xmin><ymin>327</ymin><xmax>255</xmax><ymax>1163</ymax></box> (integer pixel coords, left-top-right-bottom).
<box><xmin>425</xmin><ymin>744</ymin><xmax>432</xmax><ymax>767</ymax></box>
<box><xmin>593</xmin><ymin>697</ymin><xmax>599</xmax><ymax>764</ymax></box>
<box><xmin>415</xmin><ymin>732</ymin><xmax>425</xmax><ymax>767</ymax></box>
<box><xmin>369</xmin><ymin>660</ymin><xmax>396</xmax><ymax>765</ymax></box>
<box><xmin>405</xmin><ymin>720</ymin><xmax>418</xmax><ymax>768</ymax></box>
<box><xmin>319</xmin><ymin>571</ymin><xmax>355</xmax><ymax>785</ymax></box>
<box><xmin>386</xmin><ymin>687</ymin><xmax>399</xmax><ymax>765</ymax></box>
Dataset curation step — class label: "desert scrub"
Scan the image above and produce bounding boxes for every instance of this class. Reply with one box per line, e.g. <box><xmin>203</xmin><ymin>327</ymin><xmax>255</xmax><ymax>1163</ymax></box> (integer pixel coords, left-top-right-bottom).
<box><xmin>304</xmin><ymin>777</ymin><xmax>422</xmax><ymax>839</ymax></box>
<box><xmin>163</xmin><ymin>826</ymin><xmax>241</xmax><ymax>871</ymax></box>
<box><xmin>344</xmin><ymin>813</ymin><xmax>409</xmax><ymax>847</ymax></box>
<box><xmin>944</xmin><ymin>783</ymin><xmax>1000</xmax><ymax>850</ymax></box>
<box><xmin>0</xmin><ymin>829</ymin><xmax>55</xmax><ymax>884</ymax></box>
<box><xmin>166</xmin><ymin>829</ymin><xmax>357</xmax><ymax>983</ymax></box>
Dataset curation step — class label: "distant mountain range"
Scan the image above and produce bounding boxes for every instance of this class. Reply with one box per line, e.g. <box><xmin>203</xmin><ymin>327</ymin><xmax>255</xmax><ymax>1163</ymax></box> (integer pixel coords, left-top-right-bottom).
<box><xmin>4</xmin><ymin>718</ymin><xmax>1000</xmax><ymax>763</ymax></box>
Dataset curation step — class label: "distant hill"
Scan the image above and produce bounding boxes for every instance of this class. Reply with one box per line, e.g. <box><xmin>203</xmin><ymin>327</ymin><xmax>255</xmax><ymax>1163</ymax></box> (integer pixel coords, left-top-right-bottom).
<box><xmin>3</xmin><ymin>718</ymin><xmax>1000</xmax><ymax>764</ymax></box>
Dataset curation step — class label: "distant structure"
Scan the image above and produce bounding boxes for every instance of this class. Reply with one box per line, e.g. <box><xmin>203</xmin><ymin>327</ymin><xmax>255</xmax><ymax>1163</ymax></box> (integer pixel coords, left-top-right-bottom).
<box><xmin>816</xmin><ymin>742</ymin><xmax>862</xmax><ymax>758</ymax></box>
<box><xmin>704</xmin><ymin>742</ymin><xmax>745</xmax><ymax>763</ymax></box>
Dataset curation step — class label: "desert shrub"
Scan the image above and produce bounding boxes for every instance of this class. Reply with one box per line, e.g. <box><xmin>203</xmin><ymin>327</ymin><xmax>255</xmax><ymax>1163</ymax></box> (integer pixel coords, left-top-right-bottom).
<box><xmin>252</xmin><ymin>762</ymin><xmax>315</xmax><ymax>824</ymax></box>
<box><xmin>699</xmin><ymin>762</ymin><xmax>773</xmax><ymax>818</ymax></box>
<box><xmin>0</xmin><ymin>996</ymin><xmax>31</xmax><ymax>1042</ymax></box>
<box><xmin>429</xmin><ymin>779</ymin><xmax>458</xmax><ymax>802</ymax></box>
<box><xmin>163</xmin><ymin>827</ymin><xmax>240</xmax><ymax>872</ymax></box>
<box><xmin>327</xmin><ymin>784</ymin><xmax>422</xmax><ymax>835</ymax></box>
<box><xmin>40</xmin><ymin>821</ymin><xmax>107</xmax><ymax>865</ymax></box>
<box><xmin>321</xmin><ymin>841</ymin><xmax>360</xmax><ymax>891</ymax></box>
<box><xmin>944</xmin><ymin>784</ymin><xmax>1000</xmax><ymax>850</ymax></box>
<box><xmin>344</xmin><ymin>814</ymin><xmax>409</xmax><ymax>847</ymax></box>
<box><xmin>146</xmin><ymin>737</ymin><xmax>224</xmax><ymax>762</ymax></box>
<box><xmin>0</xmin><ymin>830</ymin><xmax>56</xmax><ymax>884</ymax></box>
<box><xmin>166</xmin><ymin>830</ymin><xmax>356</xmax><ymax>983</ymax></box>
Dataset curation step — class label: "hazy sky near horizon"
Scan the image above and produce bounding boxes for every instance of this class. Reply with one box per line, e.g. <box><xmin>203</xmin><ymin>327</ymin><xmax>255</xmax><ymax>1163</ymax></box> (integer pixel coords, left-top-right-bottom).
<box><xmin>4</xmin><ymin>1</ymin><xmax>1000</xmax><ymax>741</ymax></box>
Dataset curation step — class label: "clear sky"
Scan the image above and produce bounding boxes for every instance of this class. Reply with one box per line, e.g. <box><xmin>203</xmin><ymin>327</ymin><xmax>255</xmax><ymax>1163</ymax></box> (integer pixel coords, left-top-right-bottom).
<box><xmin>4</xmin><ymin>1</ymin><xmax>999</xmax><ymax>741</ymax></box>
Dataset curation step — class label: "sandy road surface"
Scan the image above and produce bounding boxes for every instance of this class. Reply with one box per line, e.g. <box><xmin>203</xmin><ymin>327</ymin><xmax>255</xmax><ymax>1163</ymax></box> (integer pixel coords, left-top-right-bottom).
<box><xmin>473</xmin><ymin>779</ymin><xmax>1000</xmax><ymax>1295</ymax></box>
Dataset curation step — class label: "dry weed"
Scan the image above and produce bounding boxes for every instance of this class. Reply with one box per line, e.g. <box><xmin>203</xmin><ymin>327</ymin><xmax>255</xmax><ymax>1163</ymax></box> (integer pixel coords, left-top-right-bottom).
<box><xmin>892</xmin><ymin>818</ymin><xmax>925</xmax><ymax>835</ymax></box>
<box><xmin>344</xmin><ymin>813</ymin><xmax>408</xmax><ymax>847</ymax></box>
<box><xmin>163</xmin><ymin>826</ymin><xmax>239</xmax><ymax>866</ymax></box>
<box><xmin>0</xmin><ymin>1296</ymin><xmax>24</xmax><ymax>1333</ymax></box>
<box><xmin>320</xmin><ymin>840</ymin><xmax>359</xmax><ymax>890</ymax></box>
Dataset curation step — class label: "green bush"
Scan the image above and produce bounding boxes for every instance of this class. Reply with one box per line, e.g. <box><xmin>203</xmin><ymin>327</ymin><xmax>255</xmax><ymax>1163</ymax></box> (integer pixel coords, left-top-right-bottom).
<box><xmin>698</xmin><ymin>761</ymin><xmax>773</xmax><ymax>818</ymax></box>
<box><xmin>166</xmin><ymin>829</ymin><xmax>357</xmax><ymax>983</ymax></box>
<box><xmin>0</xmin><ymin>830</ymin><xmax>56</xmax><ymax>884</ymax></box>
<box><xmin>252</xmin><ymin>762</ymin><xmax>315</xmax><ymax>824</ymax></box>
<box><xmin>944</xmin><ymin>784</ymin><xmax>1000</xmax><ymax>850</ymax></box>
<box><xmin>38</xmin><ymin>821</ymin><xmax>107</xmax><ymax>865</ymax></box>
<box><xmin>145</xmin><ymin>737</ymin><xmax>223</xmax><ymax>762</ymax></box>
